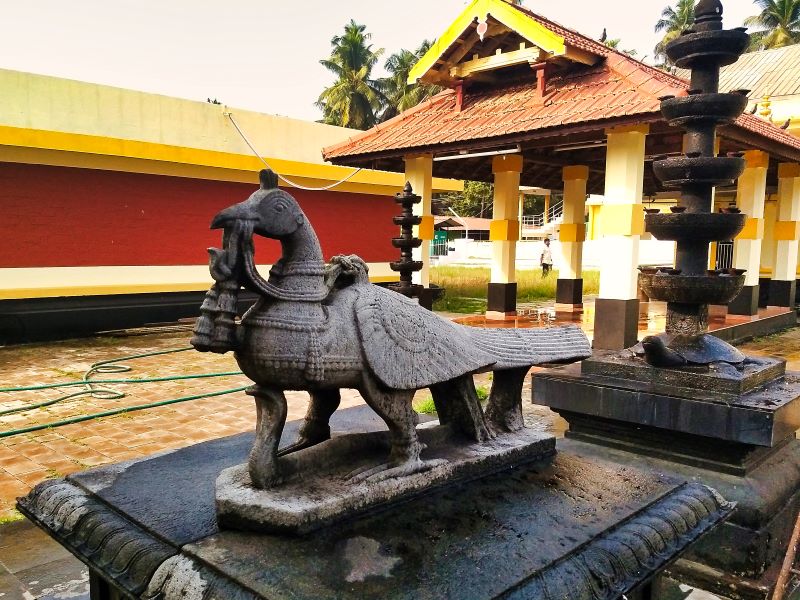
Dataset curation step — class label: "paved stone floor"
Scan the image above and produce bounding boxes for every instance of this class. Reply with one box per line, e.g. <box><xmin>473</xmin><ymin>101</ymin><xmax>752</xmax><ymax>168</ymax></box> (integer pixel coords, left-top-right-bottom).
<box><xmin>1</xmin><ymin>317</ymin><xmax>799</xmax><ymax>599</ymax></box>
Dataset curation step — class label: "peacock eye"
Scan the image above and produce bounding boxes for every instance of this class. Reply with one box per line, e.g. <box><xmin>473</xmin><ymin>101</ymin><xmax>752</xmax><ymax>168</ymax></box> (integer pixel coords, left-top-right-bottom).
<box><xmin>274</xmin><ymin>203</ymin><xmax>285</xmax><ymax>213</ymax></box>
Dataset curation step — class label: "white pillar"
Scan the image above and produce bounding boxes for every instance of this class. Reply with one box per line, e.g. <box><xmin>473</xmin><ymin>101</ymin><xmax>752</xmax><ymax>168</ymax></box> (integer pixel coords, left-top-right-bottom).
<box><xmin>404</xmin><ymin>154</ymin><xmax>433</xmax><ymax>287</ymax></box>
<box><xmin>769</xmin><ymin>163</ymin><xmax>800</xmax><ymax>306</ymax></box>
<box><xmin>487</xmin><ymin>154</ymin><xmax>523</xmax><ymax>316</ymax></box>
<box><xmin>594</xmin><ymin>125</ymin><xmax>648</xmax><ymax>350</ymax></box>
<box><xmin>556</xmin><ymin>165</ymin><xmax>588</xmax><ymax>310</ymax></box>
<box><xmin>730</xmin><ymin>150</ymin><xmax>769</xmax><ymax>315</ymax></box>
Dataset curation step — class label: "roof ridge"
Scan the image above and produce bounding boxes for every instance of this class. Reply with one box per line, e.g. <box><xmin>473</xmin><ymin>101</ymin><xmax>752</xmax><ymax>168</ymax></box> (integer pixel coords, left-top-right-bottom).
<box><xmin>507</xmin><ymin>3</ymin><xmax>691</xmax><ymax>93</ymax></box>
<box><xmin>507</xmin><ymin>3</ymin><xmax>609</xmax><ymax>56</ymax></box>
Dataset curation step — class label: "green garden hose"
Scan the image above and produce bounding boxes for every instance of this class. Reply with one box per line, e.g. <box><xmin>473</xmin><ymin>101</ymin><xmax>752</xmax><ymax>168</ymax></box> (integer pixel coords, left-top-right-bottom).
<box><xmin>0</xmin><ymin>346</ymin><xmax>248</xmax><ymax>438</ymax></box>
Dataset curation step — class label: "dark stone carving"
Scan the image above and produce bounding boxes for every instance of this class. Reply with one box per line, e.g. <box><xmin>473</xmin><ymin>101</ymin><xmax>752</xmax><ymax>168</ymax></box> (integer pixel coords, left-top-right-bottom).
<box><xmin>389</xmin><ymin>182</ymin><xmax>424</xmax><ymax>299</ymax></box>
<box><xmin>16</xmin><ymin>423</ymin><xmax>735</xmax><ymax>600</ymax></box>
<box><xmin>190</xmin><ymin>170</ymin><xmax>590</xmax><ymax>530</ymax></box>
<box><xmin>17</xmin><ymin>480</ymin><xmax>175</xmax><ymax>598</ymax></box>
<box><xmin>643</xmin><ymin>0</ymin><xmax>751</xmax><ymax>367</ymax></box>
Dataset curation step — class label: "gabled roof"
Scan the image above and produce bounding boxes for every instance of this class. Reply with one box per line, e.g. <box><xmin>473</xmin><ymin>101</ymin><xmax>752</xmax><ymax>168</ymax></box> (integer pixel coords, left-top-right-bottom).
<box><xmin>435</xmin><ymin>216</ymin><xmax>492</xmax><ymax>230</ymax></box>
<box><xmin>408</xmin><ymin>0</ymin><xmax>605</xmax><ymax>86</ymax></box>
<box><xmin>324</xmin><ymin>3</ymin><xmax>800</xmax><ymax>165</ymax></box>
<box><xmin>324</xmin><ymin>52</ymin><xmax>686</xmax><ymax>161</ymax></box>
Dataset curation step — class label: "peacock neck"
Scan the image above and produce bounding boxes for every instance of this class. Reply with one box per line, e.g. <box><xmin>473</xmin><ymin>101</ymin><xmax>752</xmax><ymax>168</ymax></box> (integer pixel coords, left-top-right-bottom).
<box><xmin>265</xmin><ymin>223</ymin><xmax>328</xmax><ymax>302</ymax></box>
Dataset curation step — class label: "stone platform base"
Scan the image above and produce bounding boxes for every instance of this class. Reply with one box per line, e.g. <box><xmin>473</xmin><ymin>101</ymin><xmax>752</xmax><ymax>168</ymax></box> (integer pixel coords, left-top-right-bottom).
<box><xmin>536</xmin><ymin>361</ymin><xmax>800</xmax><ymax>447</ymax></box>
<box><xmin>558</xmin><ymin>437</ymin><xmax>800</xmax><ymax>599</ymax></box>
<box><xmin>216</xmin><ymin>424</ymin><xmax>555</xmax><ymax>534</ymax></box>
<box><xmin>17</xmin><ymin>405</ymin><xmax>735</xmax><ymax>600</ymax></box>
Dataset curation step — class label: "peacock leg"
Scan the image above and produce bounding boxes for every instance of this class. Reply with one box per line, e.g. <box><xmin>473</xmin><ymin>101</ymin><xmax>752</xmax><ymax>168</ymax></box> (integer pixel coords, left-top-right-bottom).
<box><xmin>247</xmin><ymin>386</ymin><xmax>288</xmax><ymax>489</ymax></box>
<box><xmin>278</xmin><ymin>389</ymin><xmax>341</xmax><ymax>457</ymax></box>
<box><xmin>430</xmin><ymin>375</ymin><xmax>494</xmax><ymax>442</ymax></box>
<box><xmin>484</xmin><ymin>367</ymin><xmax>528</xmax><ymax>434</ymax></box>
<box><xmin>349</xmin><ymin>379</ymin><xmax>446</xmax><ymax>483</ymax></box>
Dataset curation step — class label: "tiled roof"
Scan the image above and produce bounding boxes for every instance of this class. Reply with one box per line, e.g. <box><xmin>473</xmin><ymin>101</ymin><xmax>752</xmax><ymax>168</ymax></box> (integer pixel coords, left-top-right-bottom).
<box><xmin>324</xmin><ymin>52</ymin><xmax>686</xmax><ymax>160</ymax></box>
<box><xmin>508</xmin><ymin>3</ymin><xmax>611</xmax><ymax>58</ymax></box>
<box><xmin>323</xmin><ymin>7</ymin><xmax>800</xmax><ymax>162</ymax></box>
<box><xmin>677</xmin><ymin>45</ymin><xmax>800</xmax><ymax>99</ymax></box>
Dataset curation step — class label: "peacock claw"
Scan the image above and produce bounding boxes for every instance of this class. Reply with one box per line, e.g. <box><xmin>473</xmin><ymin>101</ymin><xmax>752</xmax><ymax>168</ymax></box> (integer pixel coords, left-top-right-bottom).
<box><xmin>277</xmin><ymin>436</ymin><xmax>327</xmax><ymax>457</ymax></box>
<box><xmin>346</xmin><ymin>458</ymin><xmax>448</xmax><ymax>484</ymax></box>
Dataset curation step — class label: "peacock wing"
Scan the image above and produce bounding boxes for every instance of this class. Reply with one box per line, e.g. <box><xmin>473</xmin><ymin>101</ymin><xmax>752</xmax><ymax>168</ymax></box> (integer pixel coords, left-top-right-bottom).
<box><xmin>464</xmin><ymin>325</ymin><xmax>591</xmax><ymax>370</ymax></box>
<box><xmin>355</xmin><ymin>285</ymin><xmax>496</xmax><ymax>390</ymax></box>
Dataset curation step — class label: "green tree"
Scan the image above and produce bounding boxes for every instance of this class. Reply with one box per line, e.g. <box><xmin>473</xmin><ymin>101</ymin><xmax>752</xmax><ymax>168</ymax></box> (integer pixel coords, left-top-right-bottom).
<box><xmin>745</xmin><ymin>0</ymin><xmax>800</xmax><ymax>50</ymax></box>
<box><xmin>317</xmin><ymin>20</ymin><xmax>386</xmax><ymax>130</ymax></box>
<box><xmin>379</xmin><ymin>40</ymin><xmax>441</xmax><ymax>121</ymax></box>
<box><xmin>605</xmin><ymin>38</ymin><xmax>639</xmax><ymax>57</ymax></box>
<box><xmin>436</xmin><ymin>182</ymin><xmax>548</xmax><ymax>218</ymax></box>
<box><xmin>654</xmin><ymin>0</ymin><xmax>696</xmax><ymax>64</ymax></box>
<box><xmin>437</xmin><ymin>181</ymin><xmax>495</xmax><ymax>218</ymax></box>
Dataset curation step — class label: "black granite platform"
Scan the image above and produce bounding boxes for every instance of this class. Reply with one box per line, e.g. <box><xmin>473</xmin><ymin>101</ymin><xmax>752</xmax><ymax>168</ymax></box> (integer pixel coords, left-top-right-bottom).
<box><xmin>536</xmin><ymin>361</ymin><xmax>800</xmax><ymax>447</ymax></box>
<box><xmin>17</xmin><ymin>407</ymin><xmax>734</xmax><ymax>600</ymax></box>
<box><xmin>533</xmin><ymin>361</ymin><xmax>800</xmax><ymax>599</ymax></box>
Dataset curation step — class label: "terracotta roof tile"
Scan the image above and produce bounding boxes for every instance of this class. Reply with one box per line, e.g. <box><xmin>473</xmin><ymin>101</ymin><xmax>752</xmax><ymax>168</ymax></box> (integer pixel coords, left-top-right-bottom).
<box><xmin>322</xmin><ymin>8</ymin><xmax>800</xmax><ymax>162</ymax></box>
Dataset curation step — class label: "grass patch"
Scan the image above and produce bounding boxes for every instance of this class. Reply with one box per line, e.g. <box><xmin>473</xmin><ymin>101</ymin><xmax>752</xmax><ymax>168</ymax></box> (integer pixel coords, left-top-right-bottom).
<box><xmin>0</xmin><ymin>510</ymin><xmax>24</xmax><ymax>525</ymax></box>
<box><xmin>413</xmin><ymin>385</ymin><xmax>490</xmax><ymax>416</ymax></box>
<box><xmin>432</xmin><ymin>267</ymin><xmax>600</xmax><ymax>313</ymax></box>
<box><xmin>413</xmin><ymin>396</ymin><xmax>438</xmax><ymax>415</ymax></box>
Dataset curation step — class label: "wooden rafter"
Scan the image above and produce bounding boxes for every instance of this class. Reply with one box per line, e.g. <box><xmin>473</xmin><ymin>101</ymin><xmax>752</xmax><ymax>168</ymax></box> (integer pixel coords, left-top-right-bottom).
<box><xmin>450</xmin><ymin>46</ymin><xmax>550</xmax><ymax>79</ymax></box>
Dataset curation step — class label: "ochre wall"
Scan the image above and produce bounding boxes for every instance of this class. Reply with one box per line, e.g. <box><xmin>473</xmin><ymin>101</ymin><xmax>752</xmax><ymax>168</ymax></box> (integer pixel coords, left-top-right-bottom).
<box><xmin>0</xmin><ymin>162</ymin><xmax>398</xmax><ymax>268</ymax></box>
<box><xmin>1</xmin><ymin>68</ymin><xmax>356</xmax><ymax>165</ymax></box>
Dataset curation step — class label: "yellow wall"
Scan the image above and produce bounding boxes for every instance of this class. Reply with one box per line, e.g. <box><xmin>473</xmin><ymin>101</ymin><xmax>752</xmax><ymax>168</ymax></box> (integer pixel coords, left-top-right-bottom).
<box><xmin>0</xmin><ymin>68</ymin><xmax>462</xmax><ymax>195</ymax></box>
<box><xmin>1</xmin><ymin>68</ymin><xmax>353</xmax><ymax>165</ymax></box>
<box><xmin>759</xmin><ymin>96</ymin><xmax>800</xmax><ymax>138</ymax></box>
<box><xmin>0</xmin><ymin>264</ymin><xmax>399</xmax><ymax>300</ymax></box>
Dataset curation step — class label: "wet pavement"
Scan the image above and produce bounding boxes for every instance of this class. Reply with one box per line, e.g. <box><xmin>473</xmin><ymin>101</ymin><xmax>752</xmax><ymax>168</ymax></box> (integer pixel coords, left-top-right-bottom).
<box><xmin>0</xmin><ymin>310</ymin><xmax>798</xmax><ymax>599</ymax></box>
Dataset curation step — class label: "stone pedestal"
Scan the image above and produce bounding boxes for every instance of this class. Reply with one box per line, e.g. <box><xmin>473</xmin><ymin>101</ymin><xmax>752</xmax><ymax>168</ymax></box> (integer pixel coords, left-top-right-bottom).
<box><xmin>730</xmin><ymin>284</ymin><xmax>760</xmax><ymax>315</ymax></box>
<box><xmin>487</xmin><ymin>282</ymin><xmax>517</xmax><ymax>314</ymax></box>
<box><xmin>18</xmin><ymin>406</ymin><xmax>734</xmax><ymax>600</ymax></box>
<box><xmin>768</xmin><ymin>279</ymin><xmax>797</xmax><ymax>308</ymax></box>
<box><xmin>556</xmin><ymin>279</ymin><xmax>583</xmax><ymax>308</ymax></box>
<box><xmin>534</xmin><ymin>359</ymin><xmax>800</xmax><ymax>598</ymax></box>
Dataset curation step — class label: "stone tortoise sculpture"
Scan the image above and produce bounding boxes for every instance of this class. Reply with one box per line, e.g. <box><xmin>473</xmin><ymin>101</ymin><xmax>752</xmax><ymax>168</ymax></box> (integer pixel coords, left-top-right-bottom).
<box><xmin>191</xmin><ymin>170</ymin><xmax>591</xmax><ymax>488</ymax></box>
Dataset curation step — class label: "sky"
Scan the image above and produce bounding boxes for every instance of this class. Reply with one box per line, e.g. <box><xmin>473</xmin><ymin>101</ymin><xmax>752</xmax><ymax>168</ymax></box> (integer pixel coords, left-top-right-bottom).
<box><xmin>1</xmin><ymin>0</ymin><xmax>755</xmax><ymax>122</ymax></box>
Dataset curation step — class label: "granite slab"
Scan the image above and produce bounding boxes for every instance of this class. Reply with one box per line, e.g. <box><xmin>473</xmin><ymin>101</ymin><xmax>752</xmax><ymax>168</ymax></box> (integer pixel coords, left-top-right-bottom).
<box><xmin>534</xmin><ymin>362</ymin><xmax>800</xmax><ymax>447</ymax></box>
<box><xmin>17</xmin><ymin>406</ymin><xmax>735</xmax><ymax>600</ymax></box>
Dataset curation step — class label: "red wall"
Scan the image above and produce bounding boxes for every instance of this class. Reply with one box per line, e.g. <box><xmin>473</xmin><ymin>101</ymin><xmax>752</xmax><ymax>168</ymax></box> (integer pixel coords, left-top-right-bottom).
<box><xmin>0</xmin><ymin>163</ymin><xmax>398</xmax><ymax>268</ymax></box>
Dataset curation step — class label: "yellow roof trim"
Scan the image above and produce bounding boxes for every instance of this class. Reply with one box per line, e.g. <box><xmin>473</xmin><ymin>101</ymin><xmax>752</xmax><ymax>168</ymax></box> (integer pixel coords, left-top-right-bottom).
<box><xmin>409</xmin><ymin>0</ymin><xmax>567</xmax><ymax>85</ymax></box>
<box><xmin>0</xmin><ymin>125</ymin><xmax>462</xmax><ymax>194</ymax></box>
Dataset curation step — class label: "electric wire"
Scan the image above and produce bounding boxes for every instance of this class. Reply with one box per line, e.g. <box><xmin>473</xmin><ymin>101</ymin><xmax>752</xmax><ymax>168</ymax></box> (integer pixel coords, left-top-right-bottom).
<box><xmin>226</xmin><ymin>112</ymin><xmax>363</xmax><ymax>191</ymax></box>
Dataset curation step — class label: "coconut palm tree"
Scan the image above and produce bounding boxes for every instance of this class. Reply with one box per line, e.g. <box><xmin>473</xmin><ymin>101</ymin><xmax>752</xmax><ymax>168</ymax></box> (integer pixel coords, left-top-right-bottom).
<box><xmin>379</xmin><ymin>40</ymin><xmax>441</xmax><ymax>122</ymax></box>
<box><xmin>317</xmin><ymin>20</ymin><xmax>386</xmax><ymax>130</ymax></box>
<box><xmin>654</xmin><ymin>0</ymin><xmax>695</xmax><ymax>64</ymax></box>
<box><xmin>604</xmin><ymin>37</ymin><xmax>639</xmax><ymax>57</ymax></box>
<box><xmin>745</xmin><ymin>0</ymin><xmax>800</xmax><ymax>50</ymax></box>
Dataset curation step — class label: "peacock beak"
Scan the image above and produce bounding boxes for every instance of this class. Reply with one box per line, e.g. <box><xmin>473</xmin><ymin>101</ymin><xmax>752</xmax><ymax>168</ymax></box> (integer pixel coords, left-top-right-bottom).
<box><xmin>210</xmin><ymin>199</ymin><xmax>258</xmax><ymax>230</ymax></box>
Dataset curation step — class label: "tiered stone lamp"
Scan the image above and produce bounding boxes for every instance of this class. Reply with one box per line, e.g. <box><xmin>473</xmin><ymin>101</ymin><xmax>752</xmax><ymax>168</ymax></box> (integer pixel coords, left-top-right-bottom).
<box><xmin>534</xmin><ymin>2</ymin><xmax>800</xmax><ymax>596</ymax></box>
<box><xmin>389</xmin><ymin>183</ymin><xmax>425</xmax><ymax>300</ymax></box>
<box><xmin>639</xmin><ymin>0</ymin><xmax>750</xmax><ymax>368</ymax></box>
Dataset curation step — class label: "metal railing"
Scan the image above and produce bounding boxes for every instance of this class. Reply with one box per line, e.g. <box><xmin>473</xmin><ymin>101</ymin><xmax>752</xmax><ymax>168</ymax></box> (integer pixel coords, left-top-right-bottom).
<box><xmin>431</xmin><ymin>239</ymin><xmax>449</xmax><ymax>257</ymax></box>
<box><xmin>715</xmin><ymin>241</ymin><xmax>734</xmax><ymax>270</ymax></box>
<box><xmin>521</xmin><ymin>199</ymin><xmax>564</xmax><ymax>229</ymax></box>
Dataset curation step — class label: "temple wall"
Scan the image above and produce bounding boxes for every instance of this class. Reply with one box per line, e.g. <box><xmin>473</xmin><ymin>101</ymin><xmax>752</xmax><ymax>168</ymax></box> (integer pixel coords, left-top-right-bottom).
<box><xmin>0</xmin><ymin>68</ymin><xmax>353</xmax><ymax>165</ymax></box>
<box><xmin>0</xmin><ymin>162</ymin><xmax>398</xmax><ymax>299</ymax></box>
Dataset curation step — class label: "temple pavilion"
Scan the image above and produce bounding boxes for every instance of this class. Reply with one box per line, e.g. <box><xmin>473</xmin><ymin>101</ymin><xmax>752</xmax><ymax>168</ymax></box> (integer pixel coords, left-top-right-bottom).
<box><xmin>324</xmin><ymin>0</ymin><xmax>800</xmax><ymax>350</ymax></box>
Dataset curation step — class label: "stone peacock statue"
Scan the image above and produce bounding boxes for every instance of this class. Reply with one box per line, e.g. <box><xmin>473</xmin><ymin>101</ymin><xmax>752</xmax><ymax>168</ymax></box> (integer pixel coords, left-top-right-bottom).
<box><xmin>192</xmin><ymin>170</ymin><xmax>591</xmax><ymax>488</ymax></box>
